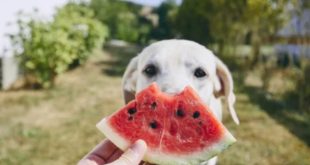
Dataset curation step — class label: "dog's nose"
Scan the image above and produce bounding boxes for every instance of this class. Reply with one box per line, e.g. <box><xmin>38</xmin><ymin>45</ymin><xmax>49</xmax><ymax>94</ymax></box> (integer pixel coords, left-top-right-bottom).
<box><xmin>161</xmin><ymin>86</ymin><xmax>184</xmax><ymax>95</ymax></box>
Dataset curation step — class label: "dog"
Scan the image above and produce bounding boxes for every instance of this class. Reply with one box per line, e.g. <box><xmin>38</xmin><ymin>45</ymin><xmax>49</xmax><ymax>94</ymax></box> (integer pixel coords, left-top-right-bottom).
<box><xmin>122</xmin><ymin>39</ymin><xmax>239</xmax><ymax>165</ymax></box>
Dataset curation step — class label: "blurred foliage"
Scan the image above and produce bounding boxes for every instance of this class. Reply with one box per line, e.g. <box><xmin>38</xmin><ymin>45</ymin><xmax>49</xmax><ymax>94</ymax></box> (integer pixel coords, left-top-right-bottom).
<box><xmin>10</xmin><ymin>2</ymin><xmax>108</xmax><ymax>88</ymax></box>
<box><xmin>89</xmin><ymin>0</ymin><xmax>152</xmax><ymax>44</ymax></box>
<box><xmin>54</xmin><ymin>3</ymin><xmax>108</xmax><ymax>64</ymax></box>
<box><xmin>243</xmin><ymin>0</ymin><xmax>296</xmax><ymax>66</ymax></box>
<box><xmin>7</xmin><ymin>0</ymin><xmax>309</xmax><ymax>103</ymax></box>
<box><xmin>115</xmin><ymin>12</ymin><xmax>139</xmax><ymax>42</ymax></box>
<box><xmin>150</xmin><ymin>0</ymin><xmax>178</xmax><ymax>40</ymax></box>
<box><xmin>176</xmin><ymin>0</ymin><xmax>246</xmax><ymax>45</ymax></box>
<box><xmin>176</xmin><ymin>0</ymin><xmax>295</xmax><ymax>59</ymax></box>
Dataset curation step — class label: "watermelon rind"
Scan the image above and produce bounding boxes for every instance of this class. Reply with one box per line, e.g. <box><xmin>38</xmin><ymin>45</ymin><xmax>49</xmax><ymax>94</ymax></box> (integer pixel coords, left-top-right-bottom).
<box><xmin>97</xmin><ymin>117</ymin><xmax>236</xmax><ymax>165</ymax></box>
<box><xmin>96</xmin><ymin>118</ymin><xmax>130</xmax><ymax>151</ymax></box>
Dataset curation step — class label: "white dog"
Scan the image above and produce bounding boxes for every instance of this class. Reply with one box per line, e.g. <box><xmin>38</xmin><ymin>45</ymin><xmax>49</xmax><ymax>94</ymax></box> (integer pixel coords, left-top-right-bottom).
<box><xmin>122</xmin><ymin>39</ymin><xmax>239</xmax><ymax>165</ymax></box>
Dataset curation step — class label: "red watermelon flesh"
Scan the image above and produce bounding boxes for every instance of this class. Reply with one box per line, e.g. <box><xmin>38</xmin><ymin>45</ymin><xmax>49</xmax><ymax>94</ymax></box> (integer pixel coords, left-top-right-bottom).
<box><xmin>97</xmin><ymin>83</ymin><xmax>236</xmax><ymax>165</ymax></box>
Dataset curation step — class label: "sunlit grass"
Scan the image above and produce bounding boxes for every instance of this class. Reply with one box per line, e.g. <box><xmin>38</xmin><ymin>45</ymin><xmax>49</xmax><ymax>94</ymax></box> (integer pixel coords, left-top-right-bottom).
<box><xmin>0</xmin><ymin>50</ymin><xmax>123</xmax><ymax>165</ymax></box>
<box><xmin>0</xmin><ymin>49</ymin><xmax>309</xmax><ymax>165</ymax></box>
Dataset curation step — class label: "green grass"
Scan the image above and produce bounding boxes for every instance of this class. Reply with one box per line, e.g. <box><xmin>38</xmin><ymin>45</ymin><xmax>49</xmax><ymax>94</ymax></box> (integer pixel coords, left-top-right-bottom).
<box><xmin>0</xmin><ymin>48</ymin><xmax>309</xmax><ymax>165</ymax></box>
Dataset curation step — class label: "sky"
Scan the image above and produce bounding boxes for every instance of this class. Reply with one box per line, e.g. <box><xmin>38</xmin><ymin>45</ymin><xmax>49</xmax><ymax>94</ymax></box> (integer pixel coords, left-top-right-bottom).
<box><xmin>0</xmin><ymin>0</ymin><xmax>68</xmax><ymax>57</ymax></box>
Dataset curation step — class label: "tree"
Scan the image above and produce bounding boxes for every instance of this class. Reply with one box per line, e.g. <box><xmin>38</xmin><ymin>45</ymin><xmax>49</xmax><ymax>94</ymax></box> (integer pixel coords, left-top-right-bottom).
<box><xmin>242</xmin><ymin>0</ymin><xmax>295</xmax><ymax>67</ymax></box>
<box><xmin>176</xmin><ymin>0</ymin><xmax>295</xmax><ymax>62</ymax></box>
<box><xmin>151</xmin><ymin>0</ymin><xmax>178</xmax><ymax>40</ymax></box>
<box><xmin>89</xmin><ymin>0</ymin><xmax>131</xmax><ymax>39</ymax></box>
<box><xmin>176</xmin><ymin>0</ymin><xmax>247</xmax><ymax>50</ymax></box>
<box><xmin>89</xmin><ymin>0</ymin><xmax>152</xmax><ymax>44</ymax></box>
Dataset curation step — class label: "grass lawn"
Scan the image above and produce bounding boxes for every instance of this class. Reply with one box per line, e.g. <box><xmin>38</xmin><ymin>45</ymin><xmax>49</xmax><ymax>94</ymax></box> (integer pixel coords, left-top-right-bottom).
<box><xmin>0</xmin><ymin>48</ymin><xmax>309</xmax><ymax>165</ymax></box>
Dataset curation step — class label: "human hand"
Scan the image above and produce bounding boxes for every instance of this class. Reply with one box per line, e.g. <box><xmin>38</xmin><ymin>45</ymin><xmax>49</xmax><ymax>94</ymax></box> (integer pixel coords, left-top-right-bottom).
<box><xmin>78</xmin><ymin>139</ymin><xmax>147</xmax><ymax>165</ymax></box>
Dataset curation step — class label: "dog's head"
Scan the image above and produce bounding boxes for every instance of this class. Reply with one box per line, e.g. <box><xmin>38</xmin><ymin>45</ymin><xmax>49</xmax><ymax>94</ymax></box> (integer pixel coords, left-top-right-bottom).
<box><xmin>122</xmin><ymin>40</ymin><xmax>239</xmax><ymax>124</ymax></box>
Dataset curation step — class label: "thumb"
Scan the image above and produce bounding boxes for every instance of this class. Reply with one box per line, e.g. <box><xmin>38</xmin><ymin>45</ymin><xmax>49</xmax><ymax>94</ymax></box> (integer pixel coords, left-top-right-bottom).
<box><xmin>107</xmin><ymin>140</ymin><xmax>147</xmax><ymax>165</ymax></box>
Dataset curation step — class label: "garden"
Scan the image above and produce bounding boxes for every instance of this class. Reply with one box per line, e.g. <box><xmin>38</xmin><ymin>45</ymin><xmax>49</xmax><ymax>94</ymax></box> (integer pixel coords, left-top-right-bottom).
<box><xmin>0</xmin><ymin>0</ymin><xmax>309</xmax><ymax>164</ymax></box>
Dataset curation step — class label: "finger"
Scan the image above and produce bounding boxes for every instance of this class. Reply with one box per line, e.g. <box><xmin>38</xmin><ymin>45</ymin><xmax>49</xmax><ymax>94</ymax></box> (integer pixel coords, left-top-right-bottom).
<box><xmin>140</xmin><ymin>162</ymin><xmax>156</xmax><ymax>165</ymax></box>
<box><xmin>105</xmin><ymin>149</ymin><xmax>123</xmax><ymax>163</ymax></box>
<box><xmin>107</xmin><ymin>139</ymin><xmax>147</xmax><ymax>165</ymax></box>
<box><xmin>79</xmin><ymin>139</ymin><xmax>119</xmax><ymax>165</ymax></box>
<box><xmin>139</xmin><ymin>162</ymin><xmax>154</xmax><ymax>165</ymax></box>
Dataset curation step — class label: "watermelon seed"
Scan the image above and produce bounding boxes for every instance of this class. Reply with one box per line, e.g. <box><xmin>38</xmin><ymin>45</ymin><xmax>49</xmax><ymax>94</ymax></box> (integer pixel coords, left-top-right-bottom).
<box><xmin>128</xmin><ymin>108</ymin><xmax>137</xmax><ymax>115</ymax></box>
<box><xmin>151</xmin><ymin>102</ymin><xmax>157</xmax><ymax>110</ymax></box>
<box><xmin>149</xmin><ymin>121</ymin><xmax>158</xmax><ymax>129</ymax></box>
<box><xmin>193</xmin><ymin>111</ymin><xmax>200</xmax><ymax>118</ymax></box>
<box><xmin>176</xmin><ymin>109</ymin><xmax>185</xmax><ymax>117</ymax></box>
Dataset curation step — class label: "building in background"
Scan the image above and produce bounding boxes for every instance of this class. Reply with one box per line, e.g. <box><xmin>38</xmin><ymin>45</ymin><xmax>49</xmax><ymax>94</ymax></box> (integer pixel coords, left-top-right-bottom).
<box><xmin>275</xmin><ymin>1</ymin><xmax>310</xmax><ymax>67</ymax></box>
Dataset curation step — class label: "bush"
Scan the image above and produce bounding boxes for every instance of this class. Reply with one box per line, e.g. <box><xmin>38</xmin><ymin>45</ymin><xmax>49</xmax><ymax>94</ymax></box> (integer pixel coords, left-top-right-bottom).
<box><xmin>10</xmin><ymin>3</ymin><xmax>108</xmax><ymax>88</ymax></box>
<box><xmin>115</xmin><ymin>12</ymin><xmax>139</xmax><ymax>42</ymax></box>
<box><xmin>54</xmin><ymin>3</ymin><xmax>108</xmax><ymax>63</ymax></box>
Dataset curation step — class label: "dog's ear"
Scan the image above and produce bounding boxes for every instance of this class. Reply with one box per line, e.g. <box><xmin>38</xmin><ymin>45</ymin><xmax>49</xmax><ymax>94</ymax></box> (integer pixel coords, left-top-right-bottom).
<box><xmin>213</xmin><ymin>57</ymin><xmax>239</xmax><ymax>125</ymax></box>
<box><xmin>122</xmin><ymin>56</ymin><xmax>139</xmax><ymax>104</ymax></box>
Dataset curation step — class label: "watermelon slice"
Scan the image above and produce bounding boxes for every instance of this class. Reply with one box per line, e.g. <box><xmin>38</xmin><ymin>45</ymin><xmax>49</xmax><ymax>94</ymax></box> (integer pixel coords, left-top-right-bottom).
<box><xmin>97</xmin><ymin>83</ymin><xmax>236</xmax><ymax>165</ymax></box>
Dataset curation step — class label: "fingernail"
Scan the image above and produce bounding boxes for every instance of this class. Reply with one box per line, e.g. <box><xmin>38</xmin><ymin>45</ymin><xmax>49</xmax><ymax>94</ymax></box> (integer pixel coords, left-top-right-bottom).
<box><xmin>130</xmin><ymin>139</ymin><xmax>147</xmax><ymax>154</ymax></box>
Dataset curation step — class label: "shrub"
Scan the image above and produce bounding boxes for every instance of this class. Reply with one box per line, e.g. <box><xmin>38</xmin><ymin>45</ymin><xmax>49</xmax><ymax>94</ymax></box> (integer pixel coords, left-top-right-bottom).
<box><xmin>10</xmin><ymin>3</ymin><xmax>108</xmax><ymax>88</ymax></box>
<box><xmin>115</xmin><ymin>12</ymin><xmax>139</xmax><ymax>43</ymax></box>
<box><xmin>54</xmin><ymin>3</ymin><xmax>108</xmax><ymax>63</ymax></box>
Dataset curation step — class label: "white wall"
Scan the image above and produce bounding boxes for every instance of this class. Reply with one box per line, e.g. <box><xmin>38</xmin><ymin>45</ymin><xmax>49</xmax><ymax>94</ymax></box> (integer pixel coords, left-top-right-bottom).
<box><xmin>1</xmin><ymin>56</ymin><xmax>19</xmax><ymax>90</ymax></box>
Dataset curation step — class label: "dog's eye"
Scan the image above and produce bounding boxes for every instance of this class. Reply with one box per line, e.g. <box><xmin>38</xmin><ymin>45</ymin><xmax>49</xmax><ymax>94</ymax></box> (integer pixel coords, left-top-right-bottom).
<box><xmin>143</xmin><ymin>64</ymin><xmax>157</xmax><ymax>77</ymax></box>
<box><xmin>194</xmin><ymin>68</ymin><xmax>207</xmax><ymax>78</ymax></box>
